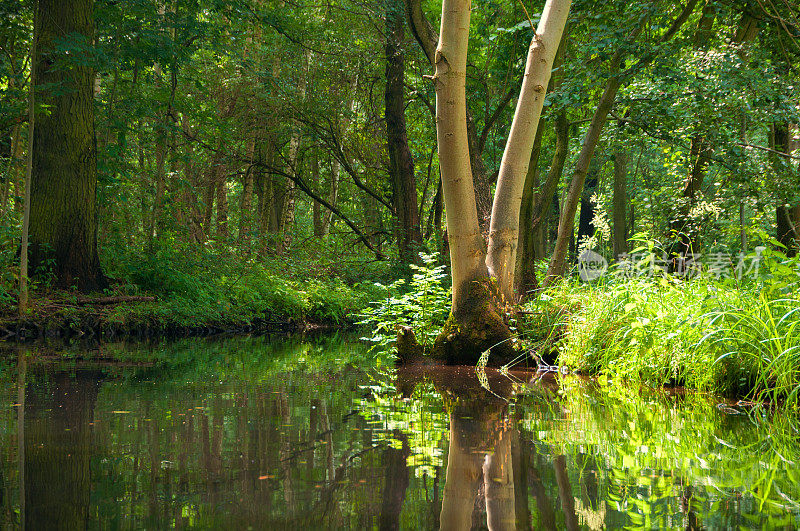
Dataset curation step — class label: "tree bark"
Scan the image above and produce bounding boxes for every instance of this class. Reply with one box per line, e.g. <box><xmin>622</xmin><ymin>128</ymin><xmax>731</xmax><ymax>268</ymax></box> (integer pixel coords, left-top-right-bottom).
<box><xmin>515</xmin><ymin>121</ymin><xmax>545</xmax><ymax>296</ymax></box>
<box><xmin>516</xmin><ymin>32</ymin><xmax>568</xmax><ymax>297</ymax></box>
<box><xmin>30</xmin><ymin>0</ymin><xmax>107</xmax><ymax>291</ymax></box>
<box><xmin>612</xmin><ymin>149</ymin><xmax>629</xmax><ymax>258</ymax></box>
<box><xmin>576</xmin><ymin>170</ymin><xmax>598</xmax><ymax>246</ymax></box>
<box><xmin>544</xmin><ymin>18</ymin><xmax>653</xmax><ymax>286</ymax></box>
<box><xmin>404</xmin><ymin>0</ymin><xmax>495</xmax><ymax>231</ymax></box>
<box><xmin>486</xmin><ymin>0</ymin><xmax>570</xmax><ymax>302</ymax></box>
<box><xmin>385</xmin><ymin>0</ymin><xmax>422</xmax><ymax>263</ymax></box>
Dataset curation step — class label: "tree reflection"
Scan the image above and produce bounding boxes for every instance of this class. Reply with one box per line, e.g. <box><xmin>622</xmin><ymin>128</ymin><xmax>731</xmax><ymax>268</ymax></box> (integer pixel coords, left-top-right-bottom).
<box><xmin>24</xmin><ymin>370</ymin><xmax>102</xmax><ymax>530</ymax></box>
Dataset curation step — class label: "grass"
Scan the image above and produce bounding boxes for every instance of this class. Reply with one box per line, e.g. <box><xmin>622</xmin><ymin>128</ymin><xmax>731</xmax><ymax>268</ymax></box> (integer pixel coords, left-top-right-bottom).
<box><xmin>519</xmin><ymin>257</ymin><xmax>800</xmax><ymax>408</ymax></box>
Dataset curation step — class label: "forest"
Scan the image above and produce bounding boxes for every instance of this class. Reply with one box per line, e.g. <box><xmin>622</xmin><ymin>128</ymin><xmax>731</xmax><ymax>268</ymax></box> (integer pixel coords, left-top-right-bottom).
<box><xmin>0</xmin><ymin>0</ymin><xmax>799</xmax><ymax>392</ymax></box>
<box><xmin>2</xmin><ymin>0</ymin><xmax>800</xmax><ymax>529</ymax></box>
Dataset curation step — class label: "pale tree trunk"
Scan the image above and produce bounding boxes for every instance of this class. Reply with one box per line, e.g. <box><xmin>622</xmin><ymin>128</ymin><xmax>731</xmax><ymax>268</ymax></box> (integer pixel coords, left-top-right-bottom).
<box><xmin>483</xmin><ymin>428</ymin><xmax>515</xmax><ymax>530</ymax></box>
<box><xmin>515</xmin><ymin>31</ymin><xmax>567</xmax><ymax>297</ymax></box>
<box><xmin>277</xmin><ymin>49</ymin><xmax>311</xmax><ymax>256</ymax></box>
<box><xmin>404</xmin><ymin>0</ymin><xmax>494</xmax><ymax>231</ymax></box>
<box><xmin>434</xmin><ymin>0</ymin><xmax>486</xmax><ymax>312</ymax></box>
<box><xmin>439</xmin><ymin>415</ymin><xmax>485</xmax><ymax>530</ymax></box>
<box><xmin>486</xmin><ymin>0</ymin><xmax>570</xmax><ymax>302</ymax></box>
<box><xmin>429</xmin><ymin>0</ymin><xmax>570</xmax><ymax>364</ymax></box>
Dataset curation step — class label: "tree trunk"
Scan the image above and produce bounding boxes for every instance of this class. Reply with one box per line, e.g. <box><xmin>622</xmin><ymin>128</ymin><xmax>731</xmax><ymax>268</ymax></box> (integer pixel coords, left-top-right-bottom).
<box><xmin>545</xmin><ymin>1</ymin><xmax>698</xmax><ymax>285</ymax></box>
<box><xmin>483</xmin><ymin>428</ymin><xmax>515</xmax><ymax>530</ymax></box>
<box><xmin>378</xmin><ymin>432</ymin><xmax>410</xmax><ymax>531</ymax></box>
<box><xmin>277</xmin><ymin>50</ymin><xmax>310</xmax><ymax>256</ymax></box>
<box><xmin>30</xmin><ymin>0</ymin><xmax>106</xmax><ymax>291</ymax></box>
<box><xmin>515</xmin><ymin>121</ymin><xmax>545</xmax><ymax>296</ymax></box>
<box><xmin>385</xmin><ymin>0</ymin><xmax>422</xmax><ymax>263</ymax></box>
<box><xmin>515</xmin><ymin>33</ymin><xmax>568</xmax><ymax>297</ymax></box>
<box><xmin>430</xmin><ymin>0</ymin><xmax>513</xmax><ymax>364</ymax></box>
<box><xmin>238</xmin><ymin>132</ymin><xmax>257</xmax><ymax>245</ymax></box>
<box><xmin>612</xmin><ymin>150</ymin><xmax>629</xmax><ymax>258</ymax></box>
<box><xmin>430</xmin><ymin>0</ymin><xmax>570</xmax><ymax>364</ymax></box>
<box><xmin>576</xmin><ymin>170</ymin><xmax>598</xmax><ymax>246</ymax></box>
<box><xmin>544</xmin><ymin>70</ymin><xmax>624</xmax><ymax>286</ymax></box>
<box><xmin>19</xmin><ymin>34</ymin><xmax>35</xmax><ymax>312</ymax></box>
<box><xmin>404</xmin><ymin>0</ymin><xmax>494</xmax><ymax>232</ymax></box>
<box><xmin>544</xmin><ymin>24</ymin><xmax>644</xmax><ymax>286</ymax></box>
<box><xmin>536</xmin><ymin>111</ymin><xmax>570</xmax><ymax>258</ymax></box>
<box><xmin>311</xmin><ymin>148</ymin><xmax>324</xmax><ymax>237</ymax></box>
<box><xmin>485</xmin><ymin>0</ymin><xmax>570</xmax><ymax>302</ymax></box>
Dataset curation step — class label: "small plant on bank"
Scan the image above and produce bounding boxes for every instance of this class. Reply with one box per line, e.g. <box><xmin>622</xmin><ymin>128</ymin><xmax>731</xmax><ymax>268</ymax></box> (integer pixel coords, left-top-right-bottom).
<box><xmin>359</xmin><ymin>253</ymin><xmax>451</xmax><ymax>354</ymax></box>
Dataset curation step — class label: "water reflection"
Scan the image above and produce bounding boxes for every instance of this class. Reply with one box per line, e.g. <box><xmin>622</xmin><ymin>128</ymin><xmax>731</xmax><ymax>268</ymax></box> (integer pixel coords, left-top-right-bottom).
<box><xmin>0</xmin><ymin>336</ymin><xmax>798</xmax><ymax>529</ymax></box>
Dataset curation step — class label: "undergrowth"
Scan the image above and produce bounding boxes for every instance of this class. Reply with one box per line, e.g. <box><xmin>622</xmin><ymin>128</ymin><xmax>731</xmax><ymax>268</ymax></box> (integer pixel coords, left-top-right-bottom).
<box><xmin>520</xmin><ymin>248</ymin><xmax>800</xmax><ymax>408</ymax></box>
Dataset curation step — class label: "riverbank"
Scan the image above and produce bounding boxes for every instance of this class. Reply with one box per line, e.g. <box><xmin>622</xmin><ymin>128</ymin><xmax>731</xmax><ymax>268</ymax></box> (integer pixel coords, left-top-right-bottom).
<box><xmin>0</xmin><ymin>278</ymin><xmax>373</xmax><ymax>342</ymax></box>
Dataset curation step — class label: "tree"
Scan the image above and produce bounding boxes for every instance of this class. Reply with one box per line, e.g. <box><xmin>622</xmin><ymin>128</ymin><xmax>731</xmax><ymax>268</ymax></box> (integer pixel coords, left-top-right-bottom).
<box><xmin>431</xmin><ymin>0</ymin><xmax>570</xmax><ymax>363</ymax></box>
<box><xmin>28</xmin><ymin>0</ymin><xmax>106</xmax><ymax>291</ymax></box>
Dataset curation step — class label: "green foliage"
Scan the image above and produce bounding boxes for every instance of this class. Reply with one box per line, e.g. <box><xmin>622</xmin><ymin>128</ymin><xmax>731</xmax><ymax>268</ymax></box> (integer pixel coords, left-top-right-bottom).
<box><xmin>359</xmin><ymin>253</ymin><xmax>450</xmax><ymax>353</ymax></box>
<box><xmin>522</xmin><ymin>249</ymin><xmax>800</xmax><ymax>408</ymax></box>
<box><xmin>97</xmin><ymin>244</ymin><xmax>381</xmax><ymax>328</ymax></box>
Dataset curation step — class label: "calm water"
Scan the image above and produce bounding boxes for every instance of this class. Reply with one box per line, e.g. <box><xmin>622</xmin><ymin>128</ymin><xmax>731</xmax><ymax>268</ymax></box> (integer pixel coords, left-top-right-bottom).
<box><xmin>0</xmin><ymin>334</ymin><xmax>798</xmax><ymax>530</ymax></box>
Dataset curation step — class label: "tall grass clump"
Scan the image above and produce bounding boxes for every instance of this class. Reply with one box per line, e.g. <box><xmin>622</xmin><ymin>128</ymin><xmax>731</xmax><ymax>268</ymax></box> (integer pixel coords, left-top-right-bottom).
<box><xmin>702</xmin><ymin>294</ymin><xmax>800</xmax><ymax>405</ymax></box>
<box><xmin>521</xmin><ymin>246</ymin><xmax>800</xmax><ymax>405</ymax></box>
<box><xmin>527</xmin><ymin>275</ymin><xmax>730</xmax><ymax>391</ymax></box>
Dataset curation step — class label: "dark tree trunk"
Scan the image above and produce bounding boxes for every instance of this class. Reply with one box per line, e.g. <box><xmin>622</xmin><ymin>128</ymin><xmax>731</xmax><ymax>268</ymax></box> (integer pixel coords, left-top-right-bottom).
<box><xmin>515</xmin><ymin>121</ymin><xmax>545</xmax><ymax>296</ymax></box>
<box><xmin>612</xmin><ymin>150</ymin><xmax>629</xmax><ymax>258</ymax></box>
<box><xmin>385</xmin><ymin>0</ymin><xmax>422</xmax><ymax>263</ymax></box>
<box><xmin>30</xmin><ymin>0</ymin><xmax>107</xmax><ymax>291</ymax></box>
<box><xmin>378</xmin><ymin>432</ymin><xmax>410</xmax><ymax>530</ymax></box>
<box><xmin>577</xmin><ymin>171</ymin><xmax>598</xmax><ymax>246</ymax></box>
<box><xmin>774</xmin><ymin>123</ymin><xmax>800</xmax><ymax>256</ymax></box>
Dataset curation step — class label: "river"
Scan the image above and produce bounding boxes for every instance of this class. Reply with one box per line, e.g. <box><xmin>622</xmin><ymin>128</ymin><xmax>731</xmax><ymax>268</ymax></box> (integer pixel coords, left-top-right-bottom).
<box><xmin>0</xmin><ymin>334</ymin><xmax>797</xmax><ymax>529</ymax></box>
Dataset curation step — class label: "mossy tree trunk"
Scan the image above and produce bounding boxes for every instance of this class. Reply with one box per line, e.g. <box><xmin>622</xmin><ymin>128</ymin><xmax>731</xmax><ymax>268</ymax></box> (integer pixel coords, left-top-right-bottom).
<box><xmin>29</xmin><ymin>0</ymin><xmax>107</xmax><ymax>292</ymax></box>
